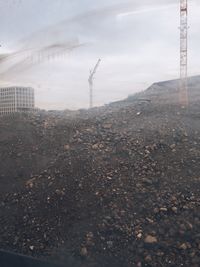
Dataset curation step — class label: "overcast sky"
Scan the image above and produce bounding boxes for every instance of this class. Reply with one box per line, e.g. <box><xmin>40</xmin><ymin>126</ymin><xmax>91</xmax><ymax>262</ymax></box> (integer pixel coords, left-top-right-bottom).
<box><xmin>0</xmin><ymin>0</ymin><xmax>200</xmax><ymax>110</ymax></box>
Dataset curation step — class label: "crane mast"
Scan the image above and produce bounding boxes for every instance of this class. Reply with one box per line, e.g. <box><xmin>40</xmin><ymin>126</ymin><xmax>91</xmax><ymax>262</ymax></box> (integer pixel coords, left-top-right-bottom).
<box><xmin>180</xmin><ymin>0</ymin><xmax>188</xmax><ymax>106</ymax></box>
<box><xmin>88</xmin><ymin>59</ymin><xmax>101</xmax><ymax>108</ymax></box>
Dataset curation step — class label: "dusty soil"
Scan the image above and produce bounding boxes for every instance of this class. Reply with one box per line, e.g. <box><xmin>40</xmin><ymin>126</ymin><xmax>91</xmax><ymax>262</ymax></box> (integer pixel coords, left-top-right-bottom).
<box><xmin>0</xmin><ymin>79</ymin><xmax>200</xmax><ymax>267</ymax></box>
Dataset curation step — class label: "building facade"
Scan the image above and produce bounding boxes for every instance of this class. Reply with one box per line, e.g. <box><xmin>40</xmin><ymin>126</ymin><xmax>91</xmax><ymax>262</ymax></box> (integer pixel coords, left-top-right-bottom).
<box><xmin>0</xmin><ymin>87</ymin><xmax>35</xmax><ymax>115</ymax></box>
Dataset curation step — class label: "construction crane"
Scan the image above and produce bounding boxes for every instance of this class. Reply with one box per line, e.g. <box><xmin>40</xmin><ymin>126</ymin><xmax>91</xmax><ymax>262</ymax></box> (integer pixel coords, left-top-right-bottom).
<box><xmin>180</xmin><ymin>0</ymin><xmax>188</xmax><ymax>106</ymax></box>
<box><xmin>88</xmin><ymin>59</ymin><xmax>101</xmax><ymax>108</ymax></box>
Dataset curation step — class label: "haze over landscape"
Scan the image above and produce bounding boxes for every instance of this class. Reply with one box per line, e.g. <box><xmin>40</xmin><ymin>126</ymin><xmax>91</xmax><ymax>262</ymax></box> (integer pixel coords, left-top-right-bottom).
<box><xmin>1</xmin><ymin>1</ymin><xmax>200</xmax><ymax>266</ymax></box>
<box><xmin>0</xmin><ymin>0</ymin><xmax>200</xmax><ymax>110</ymax></box>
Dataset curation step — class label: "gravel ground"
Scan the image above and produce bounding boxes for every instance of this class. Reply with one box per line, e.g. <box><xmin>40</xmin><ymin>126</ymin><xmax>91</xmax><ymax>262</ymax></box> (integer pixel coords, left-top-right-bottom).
<box><xmin>0</xmin><ymin>80</ymin><xmax>200</xmax><ymax>267</ymax></box>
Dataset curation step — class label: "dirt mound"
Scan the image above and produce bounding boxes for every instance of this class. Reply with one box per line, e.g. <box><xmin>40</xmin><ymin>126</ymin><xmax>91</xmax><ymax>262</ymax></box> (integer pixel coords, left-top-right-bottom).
<box><xmin>0</xmin><ymin>82</ymin><xmax>200</xmax><ymax>267</ymax></box>
<box><xmin>0</xmin><ymin>112</ymin><xmax>79</xmax><ymax>194</ymax></box>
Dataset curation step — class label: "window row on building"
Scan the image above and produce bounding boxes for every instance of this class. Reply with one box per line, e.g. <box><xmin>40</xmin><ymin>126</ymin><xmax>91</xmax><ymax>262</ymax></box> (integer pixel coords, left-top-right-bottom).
<box><xmin>0</xmin><ymin>87</ymin><xmax>35</xmax><ymax>115</ymax></box>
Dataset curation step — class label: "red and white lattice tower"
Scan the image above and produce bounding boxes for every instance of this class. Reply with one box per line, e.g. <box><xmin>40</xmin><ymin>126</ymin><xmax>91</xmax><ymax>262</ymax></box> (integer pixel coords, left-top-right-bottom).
<box><xmin>180</xmin><ymin>0</ymin><xmax>188</xmax><ymax>106</ymax></box>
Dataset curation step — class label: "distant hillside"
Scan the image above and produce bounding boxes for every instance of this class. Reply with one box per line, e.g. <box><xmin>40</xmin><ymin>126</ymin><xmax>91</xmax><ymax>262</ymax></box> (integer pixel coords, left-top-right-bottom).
<box><xmin>127</xmin><ymin>75</ymin><xmax>200</xmax><ymax>104</ymax></box>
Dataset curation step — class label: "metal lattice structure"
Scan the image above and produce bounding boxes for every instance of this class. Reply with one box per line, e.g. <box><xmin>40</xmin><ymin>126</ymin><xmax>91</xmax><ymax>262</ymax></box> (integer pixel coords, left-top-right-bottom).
<box><xmin>88</xmin><ymin>59</ymin><xmax>101</xmax><ymax>108</ymax></box>
<box><xmin>180</xmin><ymin>0</ymin><xmax>188</xmax><ymax>105</ymax></box>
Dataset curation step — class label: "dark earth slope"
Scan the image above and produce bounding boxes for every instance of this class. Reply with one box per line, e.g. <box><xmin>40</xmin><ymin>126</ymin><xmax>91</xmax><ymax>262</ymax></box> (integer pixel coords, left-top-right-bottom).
<box><xmin>0</xmin><ymin>77</ymin><xmax>200</xmax><ymax>267</ymax></box>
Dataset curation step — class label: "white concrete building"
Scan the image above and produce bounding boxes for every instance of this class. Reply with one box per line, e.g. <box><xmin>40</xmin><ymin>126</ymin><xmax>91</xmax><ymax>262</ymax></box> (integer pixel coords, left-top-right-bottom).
<box><xmin>0</xmin><ymin>87</ymin><xmax>35</xmax><ymax>115</ymax></box>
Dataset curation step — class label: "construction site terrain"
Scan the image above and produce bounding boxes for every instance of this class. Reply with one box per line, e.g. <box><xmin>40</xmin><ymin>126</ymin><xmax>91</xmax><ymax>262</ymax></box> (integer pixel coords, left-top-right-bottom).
<box><xmin>0</xmin><ymin>77</ymin><xmax>200</xmax><ymax>267</ymax></box>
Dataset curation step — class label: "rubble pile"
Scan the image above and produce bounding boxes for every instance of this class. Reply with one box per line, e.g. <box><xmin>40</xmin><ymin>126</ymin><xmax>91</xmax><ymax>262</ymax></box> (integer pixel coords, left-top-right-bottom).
<box><xmin>0</xmin><ymin>112</ymin><xmax>78</xmax><ymax>194</ymax></box>
<box><xmin>0</xmin><ymin>83</ymin><xmax>200</xmax><ymax>267</ymax></box>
